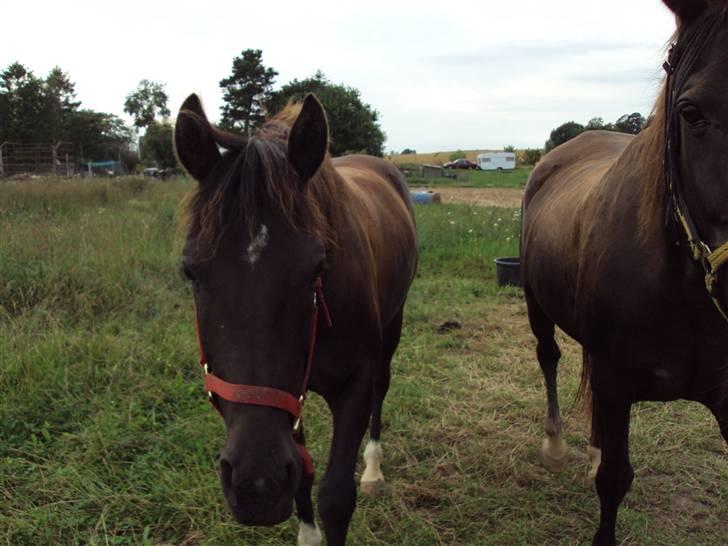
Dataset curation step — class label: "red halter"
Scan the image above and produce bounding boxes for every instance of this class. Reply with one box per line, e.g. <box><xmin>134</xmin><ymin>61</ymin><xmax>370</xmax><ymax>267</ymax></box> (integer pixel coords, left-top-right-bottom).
<box><xmin>195</xmin><ymin>276</ymin><xmax>332</xmax><ymax>477</ymax></box>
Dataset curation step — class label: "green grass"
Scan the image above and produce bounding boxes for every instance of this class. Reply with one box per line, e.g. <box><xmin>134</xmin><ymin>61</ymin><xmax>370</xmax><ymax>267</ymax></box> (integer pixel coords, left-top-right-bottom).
<box><xmin>406</xmin><ymin>167</ymin><xmax>532</xmax><ymax>189</ymax></box>
<box><xmin>1</xmin><ymin>177</ymin><xmax>726</xmax><ymax>545</ymax></box>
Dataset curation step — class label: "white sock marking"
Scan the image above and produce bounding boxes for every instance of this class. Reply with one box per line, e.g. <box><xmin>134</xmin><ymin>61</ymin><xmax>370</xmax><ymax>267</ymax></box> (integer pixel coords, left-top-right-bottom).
<box><xmin>297</xmin><ymin>521</ymin><xmax>321</xmax><ymax>546</ymax></box>
<box><xmin>246</xmin><ymin>224</ymin><xmax>269</xmax><ymax>265</ymax></box>
<box><xmin>588</xmin><ymin>445</ymin><xmax>602</xmax><ymax>480</ymax></box>
<box><xmin>361</xmin><ymin>440</ymin><xmax>384</xmax><ymax>484</ymax></box>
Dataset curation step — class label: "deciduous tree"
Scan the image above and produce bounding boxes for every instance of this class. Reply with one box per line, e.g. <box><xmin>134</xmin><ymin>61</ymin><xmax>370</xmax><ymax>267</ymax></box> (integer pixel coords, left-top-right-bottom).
<box><xmin>124</xmin><ymin>80</ymin><xmax>170</xmax><ymax>129</ymax></box>
<box><xmin>267</xmin><ymin>71</ymin><xmax>386</xmax><ymax>157</ymax></box>
<box><xmin>615</xmin><ymin>112</ymin><xmax>646</xmax><ymax>135</ymax></box>
<box><xmin>545</xmin><ymin>121</ymin><xmax>585</xmax><ymax>152</ymax></box>
<box><xmin>141</xmin><ymin>121</ymin><xmax>176</xmax><ymax>168</ymax></box>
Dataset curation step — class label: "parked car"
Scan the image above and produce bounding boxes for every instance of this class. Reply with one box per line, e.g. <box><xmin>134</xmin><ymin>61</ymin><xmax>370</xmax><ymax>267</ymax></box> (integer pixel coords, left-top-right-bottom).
<box><xmin>443</xmin><ymin>158</ymin><xmax>478</xmax><ymax>170</ymax></box>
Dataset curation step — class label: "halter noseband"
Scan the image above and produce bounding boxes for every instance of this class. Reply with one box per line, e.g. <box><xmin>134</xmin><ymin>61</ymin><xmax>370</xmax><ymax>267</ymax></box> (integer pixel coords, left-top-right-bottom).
<box><xmin>195</xmin><ymin>276</ymin><xmax>332</xmax><ymax>476</ymax></box>
<box><xmin>663</xmin><ymin>10</ymin><xmax>728</xmax><ymax>322</ymax></box>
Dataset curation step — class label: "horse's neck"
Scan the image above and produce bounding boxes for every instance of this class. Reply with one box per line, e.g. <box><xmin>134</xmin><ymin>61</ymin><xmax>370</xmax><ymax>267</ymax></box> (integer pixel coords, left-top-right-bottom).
<box><xmin>606</xmin><ymin>126</ymin><xmax>667</xmax><ymax>240</ymax></box>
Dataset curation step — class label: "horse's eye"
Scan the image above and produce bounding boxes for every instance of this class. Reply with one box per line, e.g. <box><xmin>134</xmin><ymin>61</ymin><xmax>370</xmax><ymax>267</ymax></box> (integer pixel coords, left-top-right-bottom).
<box><xmin>680</xmin><ymin>104</ymin><xmax>705</xmax><ymax>125</ymax></box>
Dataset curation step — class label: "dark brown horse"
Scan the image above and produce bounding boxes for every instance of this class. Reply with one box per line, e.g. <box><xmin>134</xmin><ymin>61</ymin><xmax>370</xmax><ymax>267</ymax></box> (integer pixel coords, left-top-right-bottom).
<box><xmin>521</xmin><ymin>1</ymin><xmax>728</xmax><ymax>544</ymax></box>
<box><xmin>174</xmin><ymin>94</ymin><xmax>417</xmax><ymax>545</ymax></box>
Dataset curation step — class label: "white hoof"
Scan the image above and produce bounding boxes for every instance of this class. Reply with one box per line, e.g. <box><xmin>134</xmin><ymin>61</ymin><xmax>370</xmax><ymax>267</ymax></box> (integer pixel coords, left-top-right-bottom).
<box><xmin>541</xmin><ymin>435</ymin><xmax>568</xmax><ymax>472</ymax></box>
<box><xmin>297</xmin><ymin>521</ymin><xmax>322</xmax><ymax>546</ymax></box>
<box><xmin>587</xmin><ymin>446</ymin><xmax>601</xmax><ymax>481</ymax></box>
<box><xmin>360</xmin><ymin>441</ymin><xmax>385</xmax><ymax>495</ymax></box>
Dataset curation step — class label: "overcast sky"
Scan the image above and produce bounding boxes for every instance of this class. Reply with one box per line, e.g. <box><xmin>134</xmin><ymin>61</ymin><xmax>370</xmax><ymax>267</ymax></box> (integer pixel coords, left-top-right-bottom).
<box><xmin>2</xmin><ymin>0</ymin><xmax>676</xmax><ymax>152</ymax></box>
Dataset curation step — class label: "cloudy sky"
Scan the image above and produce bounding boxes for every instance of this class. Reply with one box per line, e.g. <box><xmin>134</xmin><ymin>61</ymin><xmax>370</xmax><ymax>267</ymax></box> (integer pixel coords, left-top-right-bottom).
<box><xmin>2</xmin><ymin>0</ymin><xmax>676</xmax><ymax>152</ymax></box>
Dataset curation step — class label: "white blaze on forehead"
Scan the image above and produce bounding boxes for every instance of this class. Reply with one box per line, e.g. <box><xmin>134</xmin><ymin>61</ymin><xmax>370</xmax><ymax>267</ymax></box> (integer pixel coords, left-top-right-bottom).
<box><xmin>246</xmin><ymin>224</ymin><xmax>269</xmax><ymax>265</ymax></box>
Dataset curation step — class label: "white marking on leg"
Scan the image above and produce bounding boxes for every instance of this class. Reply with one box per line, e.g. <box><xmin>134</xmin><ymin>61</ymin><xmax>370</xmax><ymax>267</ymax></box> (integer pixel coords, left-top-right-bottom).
<box><xmin>246</xmin><ymin>224</ymin><xmax>269</xmax><ymax>265</ymax></box>
<box><xmin>587</xmin><ymin>445</ymin><xmax>602</xmax><ymax>480</ymax></box>
<box><xmin>297</xmin><ymin>520</ymin><xmax>321</xmax><ymax>546</ymax></box>
<box><xmin>361</xmin><ymin>440</ymin><xmax>384</xmax><ymax>490</ymax></box>
<box><xmin>541</xmin><ymin>434</ymin><xmax>568</xmax><ymax>472</ymax></box>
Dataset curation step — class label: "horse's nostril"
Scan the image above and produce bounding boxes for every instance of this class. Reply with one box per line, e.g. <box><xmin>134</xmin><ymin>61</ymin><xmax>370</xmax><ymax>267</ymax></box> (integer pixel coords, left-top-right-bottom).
<box><xmin>219</xmin><ymin>458</ymin><xmax>233</xmax><ymax>485</ymax></box>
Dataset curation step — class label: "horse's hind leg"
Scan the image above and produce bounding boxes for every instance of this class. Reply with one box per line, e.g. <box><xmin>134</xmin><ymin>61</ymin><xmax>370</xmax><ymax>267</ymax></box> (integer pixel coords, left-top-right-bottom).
<box><xmin>361</xmin><ymin>308</ymin><xmax>403</xmax><ymax>495</ymax></box>
<box><xmin>295</xmin><ymin>426</ymin><xmax>321</xmax><ymax>546</ymax></box>
<box><xmin>588</xmin><ymin>388</ymin><xmax>602</xmax><ymax>481</ymax></box>
<box><xmin>525</xmin><ymin>287</ymin><xmax>568</xmax><ymax>471</ymax></box>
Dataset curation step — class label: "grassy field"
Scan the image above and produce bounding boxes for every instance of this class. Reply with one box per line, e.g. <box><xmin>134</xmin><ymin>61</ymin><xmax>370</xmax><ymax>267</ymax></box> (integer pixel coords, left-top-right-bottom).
<box><xmin>1</xmin><ymin>177</ymin><xmax>726</xmax><ymax>545</ymax></box>
<box><xmin>405</xmin><ymin>167</ymin><xmax>531</xmax><ymax>190</ymax></box>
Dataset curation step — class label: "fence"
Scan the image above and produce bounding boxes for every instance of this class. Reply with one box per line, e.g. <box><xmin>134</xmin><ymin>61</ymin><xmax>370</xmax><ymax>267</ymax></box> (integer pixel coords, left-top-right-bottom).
<box><xmin>0</xmin><ymin>142</ymin><xmax>74</xmax><ymax>178</ymax></box>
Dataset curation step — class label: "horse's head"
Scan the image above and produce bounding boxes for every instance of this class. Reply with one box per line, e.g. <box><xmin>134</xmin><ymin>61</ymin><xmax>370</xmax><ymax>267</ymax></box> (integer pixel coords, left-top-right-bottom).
<box><xmin>663</xmin><ymin>0</ymin><xmax>728</xmax><ymax>314</ymax></box>
<box><xmin>175</xmin><ymin>94</ymin><xmax>332</xmax><ymax>525</ymax></box>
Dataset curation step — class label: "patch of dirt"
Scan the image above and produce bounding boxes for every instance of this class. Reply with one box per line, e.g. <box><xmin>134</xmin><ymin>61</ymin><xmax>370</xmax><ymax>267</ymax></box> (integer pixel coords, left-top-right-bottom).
<box><xmin>411</xmin><ymin>187</ymin><xmax>524</xmax><ymax>208</ymax></box>
<box><xmin>436</xmin><ymin>320</ymin><xmax>462</xmax><ymax>334</ymax></box>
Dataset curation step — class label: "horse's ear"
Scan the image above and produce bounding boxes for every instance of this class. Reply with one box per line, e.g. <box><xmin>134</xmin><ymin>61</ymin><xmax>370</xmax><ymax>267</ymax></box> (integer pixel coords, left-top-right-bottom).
<box><xmin>287</xmin><ymin>94</ymin><xmax>329</xmax><ymax>181</ymax></box>
<box><xmin>174</xmin><ymin>94</ymin><xmax>220</xmax><ymax>181</ymax></box>
<box><xmin>662</xmin><ymin>0</ymin><xmax>708</xmax><ymax>24</ymax></box>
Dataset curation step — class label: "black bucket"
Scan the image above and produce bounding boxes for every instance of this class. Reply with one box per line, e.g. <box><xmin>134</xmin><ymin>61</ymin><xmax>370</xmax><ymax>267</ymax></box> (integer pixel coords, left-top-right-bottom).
<box><xmin>494</xmin><ymin>257</ymin><xmax>521</xmax><ymax>287</ymax></box>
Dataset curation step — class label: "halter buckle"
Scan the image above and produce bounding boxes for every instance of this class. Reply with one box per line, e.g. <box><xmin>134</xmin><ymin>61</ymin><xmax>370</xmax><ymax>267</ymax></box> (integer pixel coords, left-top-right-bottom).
<box><xmin>203</xmin><ymin>364</ymin><xmax>213</xmax><ymax>400</ymax></box>
<box><xmin>292</xmin><ymin>395</ymin><xmax>305</xmax><ymax>432</ymax></box>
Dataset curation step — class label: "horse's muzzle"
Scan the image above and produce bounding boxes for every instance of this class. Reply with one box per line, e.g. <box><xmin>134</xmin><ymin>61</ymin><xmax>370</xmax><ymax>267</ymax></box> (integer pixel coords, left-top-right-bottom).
<box><xmin>218</xmin><ymin>444</ymin><xmax>300</xmax><ymax>526</ymax></box>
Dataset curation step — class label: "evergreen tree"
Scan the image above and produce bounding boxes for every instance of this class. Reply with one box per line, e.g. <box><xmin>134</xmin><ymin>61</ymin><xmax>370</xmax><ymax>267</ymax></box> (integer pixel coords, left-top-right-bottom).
<box><xmin>219</xmin><ymin>49</ymin><xmax>278</xmax><ymax>134</ymax></box>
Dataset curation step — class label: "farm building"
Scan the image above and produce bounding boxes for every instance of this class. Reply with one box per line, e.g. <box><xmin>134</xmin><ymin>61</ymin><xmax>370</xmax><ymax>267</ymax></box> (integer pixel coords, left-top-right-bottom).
<box><xmin>421</xmin><ymin>164</ymin><xmax>445</xmax><ymax>179</ymax></box>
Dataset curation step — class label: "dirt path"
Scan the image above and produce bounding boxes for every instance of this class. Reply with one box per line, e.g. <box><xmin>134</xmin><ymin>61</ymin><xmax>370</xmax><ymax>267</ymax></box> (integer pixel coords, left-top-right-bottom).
<box><xmin>411</xmin><ymin>187</ymin><xmax>524</xmax><ymax>208</ymax></box>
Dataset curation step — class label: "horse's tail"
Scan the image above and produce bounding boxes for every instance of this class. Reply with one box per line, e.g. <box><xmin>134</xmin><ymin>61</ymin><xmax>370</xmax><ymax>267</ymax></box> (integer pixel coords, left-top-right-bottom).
<box><xmin>574</xmin><ymin>347</ymin><xmax>593</xmax><ymax>418</ymax></box>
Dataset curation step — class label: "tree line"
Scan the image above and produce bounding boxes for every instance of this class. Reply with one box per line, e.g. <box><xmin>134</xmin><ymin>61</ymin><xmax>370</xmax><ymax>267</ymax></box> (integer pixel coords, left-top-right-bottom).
<box><xmin>546</xmin><ymin>112</ymin><xmax>646</xmax><ymax>152</ymax></box>
<box><xmin>217</xmin><ymin>50</ymin><xmax>385</xmax><ymax>156</ymax></box>
<box><xmin>0</xmin><ymin>51</ymin><xmax>385</xmax><ymax>174</ymax></box>
<box><xmin>0</xmin><ymin>63</ymin><xmax>133</xmax><ymax>167</ymax></box>
<box><xmin>393</xmin><ymin>112</ymin><xmax>647</xmax><ymax>167</ymax></box>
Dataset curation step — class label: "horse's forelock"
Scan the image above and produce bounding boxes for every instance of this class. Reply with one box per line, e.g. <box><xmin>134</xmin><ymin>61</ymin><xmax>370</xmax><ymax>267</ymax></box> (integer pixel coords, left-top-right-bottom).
<box><xmin>185</xmin><ymin>111</ymin><xmax>339</xmax><ymax>255</ymax></box>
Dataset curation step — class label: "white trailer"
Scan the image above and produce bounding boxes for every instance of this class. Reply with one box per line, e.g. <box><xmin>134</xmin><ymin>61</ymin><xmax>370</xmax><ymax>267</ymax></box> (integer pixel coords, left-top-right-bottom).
<box><xmin>477</xmin><ymin>151</ymin><xmax>517</xmax><ymax>171</ymax></box>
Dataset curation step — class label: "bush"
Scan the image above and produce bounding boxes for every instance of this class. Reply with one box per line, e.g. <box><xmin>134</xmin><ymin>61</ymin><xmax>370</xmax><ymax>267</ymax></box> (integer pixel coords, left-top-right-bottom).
<box><xmin>520</xmin><ymin>148</ymin><xmax>543</xmax><ymax>165</ymax></box>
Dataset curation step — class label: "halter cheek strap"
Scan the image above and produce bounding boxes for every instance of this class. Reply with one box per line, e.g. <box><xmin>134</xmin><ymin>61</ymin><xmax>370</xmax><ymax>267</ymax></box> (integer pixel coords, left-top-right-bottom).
<box><xmin>195</xmin><ymin>276</ymin><xmax>333</xmax><ymax>477</ymax></box>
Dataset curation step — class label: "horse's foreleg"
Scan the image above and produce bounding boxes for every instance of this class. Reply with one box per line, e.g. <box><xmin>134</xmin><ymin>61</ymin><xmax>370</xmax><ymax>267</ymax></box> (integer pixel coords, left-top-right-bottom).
<box><xmin>592</xmin><ymin>395</ymin><xmax>633</xmax><ymax>546</ymax></box>
<box><xmin>360</xmin><ymin>371</ymin><xmax>388</xmax><ymax>494</ymax></box>
<box><xmin>588</xmin><ymin>391</ymin><xmax>602</xmax><ymax>481</ymax></box>
<box><xmin>318</xmin><ymin>375</ymin><xmax>372</xmax><ymax>546</ymax></box>
<box><xmin>295</xmin><ymin>425</ymin><xmax>321</xmax><ymax>546</ymax></box>
<box><xmin>362</xmin><ymin>309</ymin><xmax>402</xmax><ymax>494</ymax></box>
